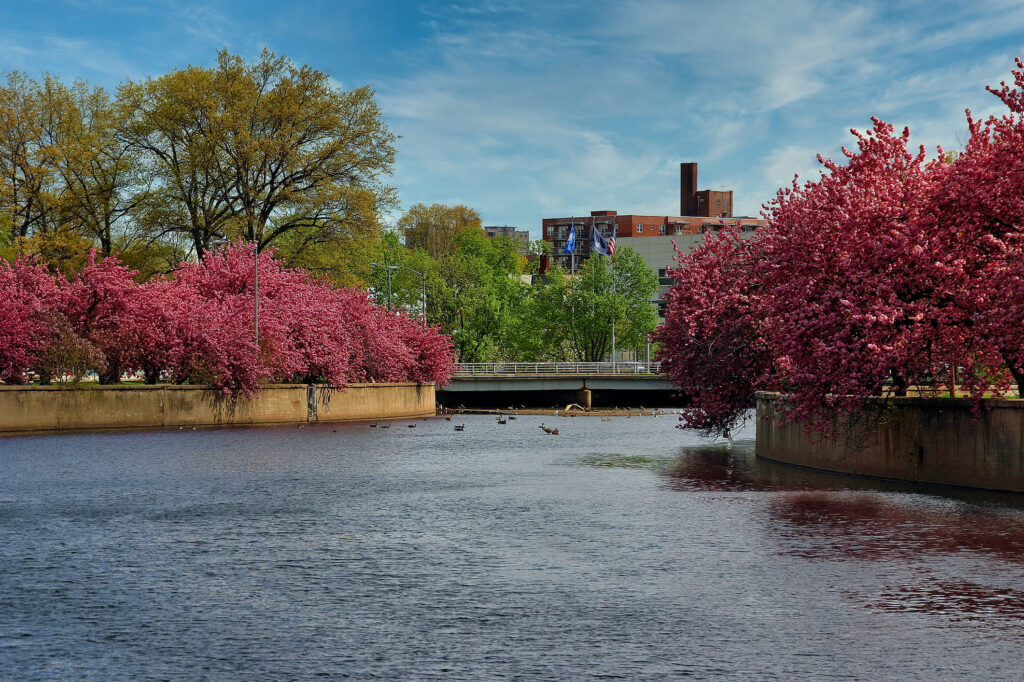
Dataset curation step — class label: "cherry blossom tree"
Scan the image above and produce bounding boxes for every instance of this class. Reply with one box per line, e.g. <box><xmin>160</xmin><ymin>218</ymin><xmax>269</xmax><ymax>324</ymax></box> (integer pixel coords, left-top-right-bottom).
<box><xmin>0</xmin><ymin>240</ymin><xmax>455</xmax><ymax>393</ymax></box>
<box><xmin>169</xmin><ymin>242</ymin><xmax>453</xmax><ymax>394</ymax></box>
<box><xmin>658</xmin><ymin>64</ymin><xmax>1024</xmax><ymax>434</ymax></box>
<box><xmin>63</xmin><ymin>252</ymin><xmax>152</xmax><ymax>383</ymax></box>
<box><xmin>0</xmin><ymin>258</ymin><xmax>64</xmax><ymax>383</ymax></box>
<box><xmin>929</xmin><ymin>58</ymin><xmax>1024</xmax><ymax>396</ymax></box>
<box><xmin>754</xmin><ymin>118</ymin><xmax>957</xmax><ymax>428</ymax></box>
<box><xmin>652</xmin><ymin>229</ymin><xmax>770</xmax><ymax>435</ymax></box>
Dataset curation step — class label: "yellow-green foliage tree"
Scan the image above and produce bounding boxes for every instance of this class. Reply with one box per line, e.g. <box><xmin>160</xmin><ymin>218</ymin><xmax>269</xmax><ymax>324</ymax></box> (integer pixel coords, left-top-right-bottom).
<box><xmin>0</xmin><ymin>50</ymin><xmax>397</xmax><ymax>278</ymax></box>
<box><xmin>0</xmin><ymin>74</ymin><xmax>148</xmax><ymax>258</ymax></box>
<box><xmin>0</xmin><ymin>72</ymin><xmax>62</xmax><ymax>242</ymax></box>
<box><xmin>119</xmin><ymin>49</ymin><xmax>397</xmax><ymax>258</ymax></box>
<box><xmin>398</xmin><ymin>202</ymin><xmax>482</xmax><ymax>259</ymax></box>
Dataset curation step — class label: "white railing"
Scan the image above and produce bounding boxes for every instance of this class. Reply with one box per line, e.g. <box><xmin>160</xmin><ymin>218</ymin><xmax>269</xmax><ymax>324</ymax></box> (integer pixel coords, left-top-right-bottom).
<box><xmin>453</xmin><ymin>361</ymin><xmax>661</xmax><ymax>376</ymax></box>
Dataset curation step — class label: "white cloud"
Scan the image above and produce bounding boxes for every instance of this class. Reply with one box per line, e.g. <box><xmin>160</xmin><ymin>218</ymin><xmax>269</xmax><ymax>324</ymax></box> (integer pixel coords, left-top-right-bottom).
<box><xmin>12</xmin><ymin>0</ymin><xmax>1023</xmax><ymax>239</ymax></box>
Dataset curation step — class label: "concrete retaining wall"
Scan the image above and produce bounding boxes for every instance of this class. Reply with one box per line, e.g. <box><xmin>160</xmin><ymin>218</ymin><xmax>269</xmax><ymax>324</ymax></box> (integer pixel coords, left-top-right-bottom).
<box><xmin>756</xmin><ymin>392</ymin><xmax>1024</xmax><ymax>492</ymax></box>
<box><xmin>0</xmin><ymin>383</ymin><xmax>435</xmax><ymax>435</ymax></box>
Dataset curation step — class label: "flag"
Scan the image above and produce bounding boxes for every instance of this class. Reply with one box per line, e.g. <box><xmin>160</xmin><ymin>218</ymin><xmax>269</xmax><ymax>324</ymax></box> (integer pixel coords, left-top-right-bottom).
<box><xmin>590</xmin><ymin>225</ymin><xmax>610</xmax><ymax>256</ymax></box>
<box><xmin>608</xmin><ymin>225</ymin><xmax>617</xmax><ymax>256</ymax></box>
<box><xmin>564</xmin><ymin>224</ymin><xmax>576</xmax><ymax>254</ymax></box>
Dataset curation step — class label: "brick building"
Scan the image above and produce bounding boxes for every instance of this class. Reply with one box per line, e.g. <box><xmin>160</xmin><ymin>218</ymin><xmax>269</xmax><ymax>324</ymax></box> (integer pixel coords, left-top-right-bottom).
<box><xmin>680</xmin><ymin>162</ymin><xmax>734</xmax><ymax>218</ymax></box>
<box><xmin>541</xmin><ymin>210</ymin><xmax>763</xmax><ymax>271</ymax></box>
<box><xmin>539</xmin><ymin>162</ymin><xmax>768</xmax><ymax>314</ymax></box>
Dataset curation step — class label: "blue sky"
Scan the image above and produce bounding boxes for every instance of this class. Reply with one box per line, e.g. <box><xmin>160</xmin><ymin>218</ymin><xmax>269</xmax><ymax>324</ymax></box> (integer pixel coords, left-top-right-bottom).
<box><xmin>4</xmin><ymin>0</ymin><xmax>1024</xmax><ymax>237</ymax></box>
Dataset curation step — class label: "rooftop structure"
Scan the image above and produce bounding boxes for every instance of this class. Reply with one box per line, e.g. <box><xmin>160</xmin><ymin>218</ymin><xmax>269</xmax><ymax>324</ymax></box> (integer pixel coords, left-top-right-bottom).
<box><xmin>484</xmin><ymin>225</ymin><xmax>530</xmax><ymax>242</ymax></box>
<box><xmin>539</xmin><ymin>162</ymin><xmax>768</xmax><ymax>315</ymax></box>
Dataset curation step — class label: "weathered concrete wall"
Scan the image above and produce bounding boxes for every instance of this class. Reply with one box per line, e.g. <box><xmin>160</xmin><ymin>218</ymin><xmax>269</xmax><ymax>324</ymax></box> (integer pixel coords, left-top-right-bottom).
<box><xmin>315</xmin><ymin>383</ymin><xmax>435</xmax><ymax>423</ymax></box>
<box><xmin>756</xmin><ymin>392</ymin><xmax>1024</xmax><ymax>492</ymax></box>
<box><xmin>0</xmin><ymin>383</ymin><xmax>435</xmax><ymax>434</ymax></box>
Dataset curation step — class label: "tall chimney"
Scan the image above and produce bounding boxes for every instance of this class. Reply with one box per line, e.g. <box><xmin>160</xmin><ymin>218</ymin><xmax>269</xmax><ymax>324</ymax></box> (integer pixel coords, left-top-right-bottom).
<box><xmin>680</xmin><ymin>162</ymin><xmax>697</xmax><ymax>216</ymax></box>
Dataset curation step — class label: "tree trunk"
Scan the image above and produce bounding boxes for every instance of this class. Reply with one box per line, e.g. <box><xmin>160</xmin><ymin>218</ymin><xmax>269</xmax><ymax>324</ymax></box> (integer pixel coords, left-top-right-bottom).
<box><xmin>891</xmin><ymin>369</ymin><xmax>908</xmax><ymax>397</ymax></box>
<box><xmin>1002</xmin><ymin>351</ymin><xmax>1024</xmax><ymax>398</ymax></box>
<box><xmin>98</xmin><ymin>367</ymin><xmax>121</xmax><ymax>384</ymax></box>
<box><xmin>100</xmin><ymin>231</ymin><xmax>112</xmax><ymax>257</ymax></box>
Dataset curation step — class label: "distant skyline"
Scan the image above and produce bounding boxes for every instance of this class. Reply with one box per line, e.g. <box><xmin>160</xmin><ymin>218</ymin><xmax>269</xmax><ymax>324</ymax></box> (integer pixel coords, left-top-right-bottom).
<box><xmin>4</xmin><ymin>0</ymin><xmax>1024</xmax><ymax>238</ymax></box>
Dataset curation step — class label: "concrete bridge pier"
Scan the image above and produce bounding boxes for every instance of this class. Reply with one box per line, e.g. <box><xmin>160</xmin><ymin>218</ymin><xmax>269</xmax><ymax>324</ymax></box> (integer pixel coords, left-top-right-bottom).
<box><xmin>576</xmin><ymin>387</ymin><xmax>592</xmax><ymax>410</ymax></box>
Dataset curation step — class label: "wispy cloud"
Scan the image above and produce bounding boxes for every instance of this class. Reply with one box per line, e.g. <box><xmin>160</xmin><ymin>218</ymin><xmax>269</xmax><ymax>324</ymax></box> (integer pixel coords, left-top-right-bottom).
<box><xmin>0</xmin><ymin>32</ymin><xmax>139</xmax><ymax>81</ymax></box>
<box><xmin>4</xmin><ymin>0</ymin><xmax>1024</xmax><ymax>233</ymax></box>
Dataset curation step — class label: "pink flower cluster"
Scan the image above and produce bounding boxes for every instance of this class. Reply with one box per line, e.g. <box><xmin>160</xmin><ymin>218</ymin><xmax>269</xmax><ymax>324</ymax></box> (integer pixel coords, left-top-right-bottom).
<box><xmin>654</xmin><ymin>60</ymin><xmax>1024</xmax><ymax>435</ymax></box>
<box><xmin>0</xmin><ymin>243</ymin><xmax>454</xmax><ymax>395</ymax></box>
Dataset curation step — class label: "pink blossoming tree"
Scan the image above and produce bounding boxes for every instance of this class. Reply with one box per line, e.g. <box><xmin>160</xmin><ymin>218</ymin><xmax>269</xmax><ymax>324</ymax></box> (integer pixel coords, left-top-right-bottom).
<box><xmin>657</xmin><ymin>61</ymin><xmax>1024</xmax><ymax>435</ymax></box>
<box><xmin>0</xmin><ymin>242</ymin><xmax>455</xmax><ymax>396</ymax></box>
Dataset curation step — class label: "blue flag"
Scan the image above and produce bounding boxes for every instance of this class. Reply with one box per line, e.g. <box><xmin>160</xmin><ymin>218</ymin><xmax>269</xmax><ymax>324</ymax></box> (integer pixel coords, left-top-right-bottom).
<box><xmin>564</xmin><ymin>225</ymin><xmax>576</xmax><ymax>254</ymax></box>
<box><xmin>590</xmin><ymin>225</ymin><xmax>610</xmax><ymax>256</ymax></box>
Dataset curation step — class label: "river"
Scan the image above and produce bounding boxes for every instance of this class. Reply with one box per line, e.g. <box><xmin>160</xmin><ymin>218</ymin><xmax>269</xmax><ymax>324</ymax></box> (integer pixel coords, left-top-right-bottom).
<box><xmin>2</xmin><ymin>412</ymin><xmax>1023</xmax><ymax>679</ymax></box>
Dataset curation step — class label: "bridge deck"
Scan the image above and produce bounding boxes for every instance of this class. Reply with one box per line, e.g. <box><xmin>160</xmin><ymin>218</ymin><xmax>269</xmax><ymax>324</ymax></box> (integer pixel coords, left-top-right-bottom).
<box><xmin>453</xmin><ymin>361</ymin><xmax>662</xmax><ymax>377</ymax></box>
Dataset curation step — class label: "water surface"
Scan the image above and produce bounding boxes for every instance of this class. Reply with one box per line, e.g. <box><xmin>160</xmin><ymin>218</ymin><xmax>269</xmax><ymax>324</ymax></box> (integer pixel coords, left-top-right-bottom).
<box><xmin>2</xmin><ymin>413</ymin><xmax>1023</xmax><ymax>679</ymax></box>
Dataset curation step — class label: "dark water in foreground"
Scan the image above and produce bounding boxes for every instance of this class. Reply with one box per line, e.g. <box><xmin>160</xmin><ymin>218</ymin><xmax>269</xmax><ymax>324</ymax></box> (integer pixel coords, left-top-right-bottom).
<box><xmin>2</xmin><ymin>413</ymin><xmax>1024</xmax><ymax>680</ymax></box>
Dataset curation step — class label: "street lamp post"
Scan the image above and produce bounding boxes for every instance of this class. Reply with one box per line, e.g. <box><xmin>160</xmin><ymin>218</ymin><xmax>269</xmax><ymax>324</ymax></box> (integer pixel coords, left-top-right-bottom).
<box><xmin>209</xmin><ymin>239</ymin><xmax>259</xmax><ymax>345</ymax></box>
<box><xmin>369</xmin><ymin>261</ymin><xmax>393</xmax><ymax>309</ymax></box>
<box><xmin>369</xmin><ymin>263</ymin><xmax>427</xmax><ymax>322</ymax></box>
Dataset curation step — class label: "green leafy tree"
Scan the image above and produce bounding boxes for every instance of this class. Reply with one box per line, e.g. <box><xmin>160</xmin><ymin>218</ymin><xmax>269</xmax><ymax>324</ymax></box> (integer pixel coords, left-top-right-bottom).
<box><xmin>0</xmin><ymin>71</ymin><xmax>60</xmax><ymax>242</ymax></box>
<box><xmin>609</xmin><ymin>247</ymin><xmax>659</xmax><ymax>355</ymax></box>
<box><xmin>119</xmin><ymin>49</ymin><xmax>396</xmax><ymax>257</ymax></box>
<box><xmin>0</xmin><ymin>73</ymin><xmax>151</xmax><ymax>259</ymax></box>
<box><xmin>517</xmin><ymin>247</ymin><xmax>658</xmax><ymax>361</ymax></box>
<box><xmin>430</xmin><ymin>229</ymin><xmax>527</xmax><ymax>361</ymax></box>
<box><xmin>374</xmin><ymin>220</ymin><xmax>532</xmax><ymax>362</ymax></box>
<box><xmin>51</xmin><ymin>79</ymin><xmax>150</xmax><ymax>256</ymax></box>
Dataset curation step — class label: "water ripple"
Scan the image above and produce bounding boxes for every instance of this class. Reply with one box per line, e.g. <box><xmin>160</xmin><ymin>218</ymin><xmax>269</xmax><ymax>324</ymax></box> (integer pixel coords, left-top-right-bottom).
<box><xmin>1</xmin><ymin>414</ymin><xmax>1023</xmax><ymax>679</ymax></box>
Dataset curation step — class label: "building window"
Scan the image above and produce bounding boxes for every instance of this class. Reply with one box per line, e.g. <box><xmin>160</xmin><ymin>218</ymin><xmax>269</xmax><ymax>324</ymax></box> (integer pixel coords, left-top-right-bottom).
<box><xmin>658</xmin><ymin>268</ymin><xmax>667</xmax><ymax>277</ymax></box>
<box><xmin>659</xmin><ymin>224</ymin><xmax>666</xmax><ymax>234</ymax></box>
<box><xmin>637</xmin><ymin>224</ymin><xmax>644</xmax><ymax>233</ymax></box>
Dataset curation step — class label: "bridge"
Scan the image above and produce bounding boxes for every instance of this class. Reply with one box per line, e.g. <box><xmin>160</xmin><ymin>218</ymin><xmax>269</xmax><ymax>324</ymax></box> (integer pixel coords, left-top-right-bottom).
<box><xmin>438</xmin><ymin>362</ymin><xmax>683</xmax><ymax>409</ymax></box>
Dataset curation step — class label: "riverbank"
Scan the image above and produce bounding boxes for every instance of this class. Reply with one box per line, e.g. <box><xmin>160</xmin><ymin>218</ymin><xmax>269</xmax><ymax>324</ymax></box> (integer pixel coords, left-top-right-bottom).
<box><xmin>756</xmin><ymin>392</ymin><xmax>1024</xmax><ymax>492</ymax></box>
<box><xmin>0</xmin><ymin>383</ymin><xmax>435</xmax><ymax>435</ymax></box>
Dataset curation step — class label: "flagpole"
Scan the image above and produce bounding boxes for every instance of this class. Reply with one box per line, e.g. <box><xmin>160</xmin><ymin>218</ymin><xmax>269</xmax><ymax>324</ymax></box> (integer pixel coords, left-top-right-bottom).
<box><xmin>611</xmin><ymin>235</ymin><xmax>616</xmax><ymax>366</ymax></box>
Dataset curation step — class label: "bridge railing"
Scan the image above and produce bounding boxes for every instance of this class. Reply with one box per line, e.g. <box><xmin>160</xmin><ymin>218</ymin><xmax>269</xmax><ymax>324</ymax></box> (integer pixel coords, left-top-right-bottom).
<box><xmin>453</xmin><ymin>361</ymin><xmax>662</xmax><ymax>376</ymax></box>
